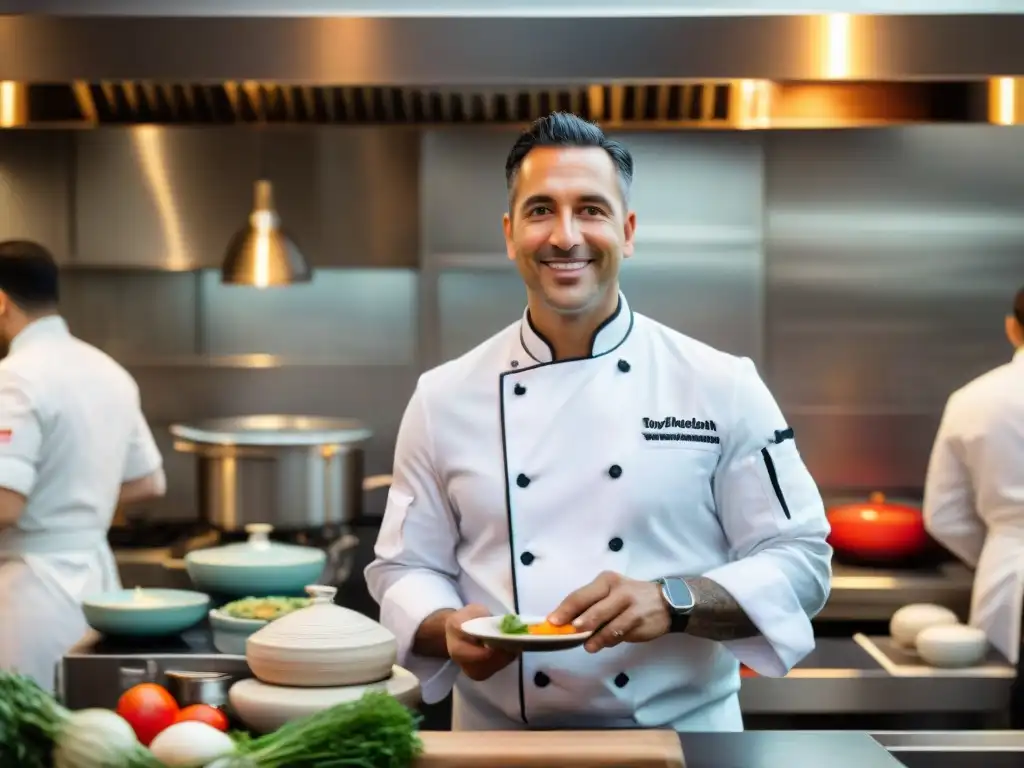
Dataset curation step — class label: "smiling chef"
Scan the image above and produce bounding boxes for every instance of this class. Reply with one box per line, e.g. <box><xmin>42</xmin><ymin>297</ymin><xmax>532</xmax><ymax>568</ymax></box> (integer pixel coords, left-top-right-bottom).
<box><xmin>0</xmin><ymin>241</ymin><xmax>166</xmax><ymax>692</ymax></box>
<box><xmin>365</xmin><ymin>112</ymin><xmax>833</xmax><ymax>732</ymax></box>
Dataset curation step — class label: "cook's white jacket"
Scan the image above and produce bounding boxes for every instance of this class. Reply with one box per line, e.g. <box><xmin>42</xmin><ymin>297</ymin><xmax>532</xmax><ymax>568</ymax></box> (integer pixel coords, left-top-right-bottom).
<box><xmin>365</xmin><ymin>294</ymin><xmax>832</xmax><ymax>731</ymax></box>
<box><xmin>0</xmin><ymin>316</ymin><xmax>163</xmax><ymax>692</ymax></box>
<box><xmin>924</xmin><ymin>347</ymin><xmax>1024</xmax><ymax>665</ymax></box>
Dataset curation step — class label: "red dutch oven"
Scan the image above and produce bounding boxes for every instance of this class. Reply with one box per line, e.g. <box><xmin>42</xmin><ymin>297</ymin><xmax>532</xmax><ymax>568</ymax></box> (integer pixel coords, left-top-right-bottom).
<box><xmin>826</xmin><ymin>492</ymin><xmax>931</xmax><ymax>564</ymax></box>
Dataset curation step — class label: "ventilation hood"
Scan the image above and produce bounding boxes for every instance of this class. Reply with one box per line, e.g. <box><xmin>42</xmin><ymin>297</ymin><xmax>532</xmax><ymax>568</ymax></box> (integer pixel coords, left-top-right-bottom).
<box><xmin>2</xmin><ymin>9</ymin><xmax>1024</xmax><ymax>128</ymax></box>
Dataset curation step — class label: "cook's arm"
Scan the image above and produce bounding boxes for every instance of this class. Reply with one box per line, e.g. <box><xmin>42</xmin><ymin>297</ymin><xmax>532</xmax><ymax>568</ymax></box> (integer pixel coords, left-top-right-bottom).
<box><xmin>922</xmin><ymin>395</ymin><xmax>985</xmax><ymax>568</ymax></box>
<box><xmin>120</xmin><ymin>392</ymin><xmax>165</xmax><ymax>504</ymax></box>
<box><xmin>694</xmin><ymin>357</ymin><xmax>833</xmax><ymax>677</ymax></box>
<box><xmin>0</xmin><ymin>371</ymin><xmax>40</xmax><ymax>527</ymax></box>
<box><xmin>364</xmin><ymin>382</ymin><xmax>464</xmax><ymax>704</ymax></box>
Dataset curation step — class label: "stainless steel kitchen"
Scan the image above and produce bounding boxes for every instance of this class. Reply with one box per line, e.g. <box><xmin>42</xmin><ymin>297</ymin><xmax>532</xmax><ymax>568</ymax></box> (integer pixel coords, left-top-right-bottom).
<box><xmin>1</xmin><ymin>2</ymin><xmax>1024</xmax><ymax>766</ymax></box>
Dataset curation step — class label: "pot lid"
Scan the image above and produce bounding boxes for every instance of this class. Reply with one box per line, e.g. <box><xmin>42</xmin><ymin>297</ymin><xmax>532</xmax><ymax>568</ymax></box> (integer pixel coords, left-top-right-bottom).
<box><xmin>185</xmin><ymin>524</ymin><xmax>326</xmax><ymax>568</ymax></box>
<box><xmin>247</xmin><ymin>584</ymin><xmax>396</xmax><ymax>652</ymax></box>
<box><xmin>828</xmin><ymin>492</ymin><xmax>922</xmax><ymax>514</ymax></box>
<box><xmin>169</xmin><ymin>415</ymin><xmax>372</xmax><ymax>447</ymax></box>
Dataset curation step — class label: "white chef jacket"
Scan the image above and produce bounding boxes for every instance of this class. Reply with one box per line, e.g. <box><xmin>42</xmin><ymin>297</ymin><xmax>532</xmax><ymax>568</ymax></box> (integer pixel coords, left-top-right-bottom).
<box><xmin>0</xmin><ymin>316</ymin><xmax>163</xmax><ymax>692</ymax></box>
<box><xmin>923</xmin><ymin>347</ymin><xmax>1024</xmax><ymax>665</ymax></box>
<box><xmin>365</xmin><ymin>293</ymin><xmax>832</xmax><ymax>731</ymax></box>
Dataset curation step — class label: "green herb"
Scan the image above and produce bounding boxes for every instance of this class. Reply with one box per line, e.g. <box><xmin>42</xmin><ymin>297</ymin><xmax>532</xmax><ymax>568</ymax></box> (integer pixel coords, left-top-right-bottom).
<box><xmin>0</xmin><ymin>671</ymin><xmax>164</xmax><ymax>768</ymax></box>
<box><xmin>0</xmin><ymin>672</ymin><xmax>66</xmax><ymax>768</ymax></box>
<box><xmin>227</xmin><ymin>690</ymin><xmax>422</xmax><ymax>768</ymax></box>
<box><xmin>499</xmin><ymin>614</ymin><xmax>529</xmax><ymax>634</ymax></box>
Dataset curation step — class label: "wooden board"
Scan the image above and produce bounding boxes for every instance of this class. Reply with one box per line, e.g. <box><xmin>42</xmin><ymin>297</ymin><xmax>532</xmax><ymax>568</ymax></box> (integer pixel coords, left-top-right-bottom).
<box><xmin>416</xmin><ymin>729</ymin><xmax>685</xmax><ymax>767</ymax></box>
<box><xmin>853</xmin><ymin>633</ymin><xmax>1016</xmax><ymax>678</ymax></box>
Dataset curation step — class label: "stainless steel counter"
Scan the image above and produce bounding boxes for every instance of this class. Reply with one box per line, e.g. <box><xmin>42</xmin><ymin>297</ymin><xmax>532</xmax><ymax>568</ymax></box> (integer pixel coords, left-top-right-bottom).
<box><xmin>819</xmin><ymin>562</ymin><xmax>973</xmax><ymax>622</ymax></box>
<box><xmin>740</xmin><ymin>639</ymin><xmax>1012</xmax><ymax>717</ymax></box>
<box><xmin>874</xmin><ymin>730</ymin><xmax>1024</xmax><ymax>768</ymax></box>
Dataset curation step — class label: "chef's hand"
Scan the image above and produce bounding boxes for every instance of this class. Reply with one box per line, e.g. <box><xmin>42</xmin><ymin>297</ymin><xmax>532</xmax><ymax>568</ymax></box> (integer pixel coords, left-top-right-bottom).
<box><xmin>547</xmin><ymin>571</ymin><xmax>670</xmax><ymax>653</ymax></box>
<box><xmin>445</xmin><ymin>604</ymin><xmax>518</xmax><ymax>681</ymax></box>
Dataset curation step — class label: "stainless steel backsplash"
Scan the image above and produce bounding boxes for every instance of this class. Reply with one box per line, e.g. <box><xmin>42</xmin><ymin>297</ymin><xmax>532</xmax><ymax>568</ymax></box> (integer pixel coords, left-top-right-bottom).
<box><xmin>1</xmin><ymin>125</ymin><xmax>1021</xmax><ymax>519</ymax></box>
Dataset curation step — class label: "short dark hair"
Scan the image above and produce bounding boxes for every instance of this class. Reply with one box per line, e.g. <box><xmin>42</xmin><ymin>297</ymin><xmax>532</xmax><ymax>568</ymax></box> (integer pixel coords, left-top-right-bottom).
<box><xmin>1015</xmin><ymin>286</ymin><xmax>1024</xmax><ymax>326</ymax></box>
<box><xmin>0</xmin><ymin>240</ymin><xmax>59</xmax><ymax>310</ymax></box>
<box><xmin>504</xmin><ymin>112</ymin><xmax>634</xmax><ymax>208</ymax></box>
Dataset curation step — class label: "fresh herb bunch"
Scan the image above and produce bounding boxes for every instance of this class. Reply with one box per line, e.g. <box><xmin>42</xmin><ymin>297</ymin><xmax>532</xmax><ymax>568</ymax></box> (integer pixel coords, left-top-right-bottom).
<box><xmin>231</xmin><ymin>691</ymin><xmax>423</xmax><ymax>768</ymax></box>
<box><xmin>0</xmin><ymin>671</ymin><xmax>68</xmax><ymax>768</ymax></box>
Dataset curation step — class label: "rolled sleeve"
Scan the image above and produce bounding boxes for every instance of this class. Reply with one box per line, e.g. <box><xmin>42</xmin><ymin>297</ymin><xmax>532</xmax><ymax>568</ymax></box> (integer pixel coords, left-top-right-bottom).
<box><xmin>0</xmin><ymin>371</ymin><xmax>42</xmax><ymax>497</ymax></box>
<box><xmin>123</xmin><ymin>395</ymin><xmax>163</xmax><ymax>482</ymax></box>
<box><xmin>708</xmin><ymin>358</ymin><xmax>833</xmax><ymax>677</ymax></box>
<box><xmin>364</xmin><ymin>381</ymin><xmax>465</xmax><ymax>703</ymax></box>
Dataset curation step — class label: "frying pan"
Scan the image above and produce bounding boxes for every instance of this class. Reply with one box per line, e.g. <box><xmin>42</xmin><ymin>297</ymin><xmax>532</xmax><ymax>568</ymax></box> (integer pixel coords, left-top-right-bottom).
<box><xmin>826</xmin><ymin>492</ymin><xmax>934</xmax><ymax>566</ymax></box>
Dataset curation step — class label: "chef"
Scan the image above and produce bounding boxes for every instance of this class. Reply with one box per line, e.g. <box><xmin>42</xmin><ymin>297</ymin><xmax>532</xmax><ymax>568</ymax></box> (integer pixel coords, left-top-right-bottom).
<box><xmin>0</xmin><ymin>240</ymin><xmax>166</xmax><ymax>692</ymax></box>
<box><xmin>365</xmin><ymin>112</ymin><xmax>833</xmax><ymax>731</ymax></box>
<box><xmin>923</xmin><ymin>285</ymin><xmax>1024</xmax><ymax>728</ymax></box>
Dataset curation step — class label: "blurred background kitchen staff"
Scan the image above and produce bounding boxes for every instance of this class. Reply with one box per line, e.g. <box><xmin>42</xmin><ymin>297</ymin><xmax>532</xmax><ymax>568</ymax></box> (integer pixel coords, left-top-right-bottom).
<box><xmin>923</xmin><ymin>284</ymin><xmax>1024</xmax><ymax>727</ymax></box>
<box><xmin>0</xmin><ymin>240</ymin><xmax>166</xmax><ymax>692</ymax></box>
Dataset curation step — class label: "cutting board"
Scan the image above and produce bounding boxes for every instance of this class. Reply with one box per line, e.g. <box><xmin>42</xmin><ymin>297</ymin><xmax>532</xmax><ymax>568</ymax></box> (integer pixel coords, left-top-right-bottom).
<box><xmin>416</xmin><ymin>729</ymin><xmax>685</xmax><ymax>767</ymax></box>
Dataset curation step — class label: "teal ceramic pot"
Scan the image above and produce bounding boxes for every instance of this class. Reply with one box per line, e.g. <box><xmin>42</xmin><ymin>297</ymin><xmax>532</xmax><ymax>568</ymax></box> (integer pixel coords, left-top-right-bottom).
<box><xmin>82</xmin><ymin>589</ymin><xmax>210</xmax><ymax>637</ymax></box>
<box><xmin>184</xmin><ymin>523</ymin><xmax>327</xmax><ymax>597</ymax></box>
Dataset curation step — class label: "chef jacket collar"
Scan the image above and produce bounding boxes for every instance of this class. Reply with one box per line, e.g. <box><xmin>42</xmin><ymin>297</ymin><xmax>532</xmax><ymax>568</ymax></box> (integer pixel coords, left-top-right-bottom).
<box><xmin>518</xmin><ymin>291</ymin><xmax>633</xmax><ymax>364</ymax></box>
<box><xmin>9</xmin><ymin>314</ymin><xmax>69</xmax><ymax>355</ymax></box>
<box><xmin>1015</xmin><ymin>346</ymin><xmax>1024</xmax><ymax>365</ymax></box>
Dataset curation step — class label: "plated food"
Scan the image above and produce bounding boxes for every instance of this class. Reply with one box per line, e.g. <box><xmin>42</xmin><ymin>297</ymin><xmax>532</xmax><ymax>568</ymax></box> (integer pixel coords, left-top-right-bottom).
<box><xmin>462</xmin><ymin>614</ymin><xmax>592</xmax><ymax>652</ymax></box>
<box><xmin>220</xmin><ymin>596</ymin><xmax>312</xmax><ymax>621</ymax></box>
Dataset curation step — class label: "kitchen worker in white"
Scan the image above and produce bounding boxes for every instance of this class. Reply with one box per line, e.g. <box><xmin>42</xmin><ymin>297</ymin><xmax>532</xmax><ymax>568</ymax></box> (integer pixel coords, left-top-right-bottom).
<box><xmin>365</xmin><ymin>112</ymin><xmax>833</xmax><ymax>731</ymax></box>
<box><xmin>923</xmin><ymin>284</ymin><xmax>1024</xmax><ymax>728</ymax></box>
<box><xmin>0</xmin><ymin>240</ymin><xmax>166</xmax><ymax>692</ymax></box>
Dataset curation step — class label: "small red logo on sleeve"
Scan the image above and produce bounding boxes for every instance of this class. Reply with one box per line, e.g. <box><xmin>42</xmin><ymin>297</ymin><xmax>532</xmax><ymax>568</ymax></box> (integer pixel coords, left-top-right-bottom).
<box><xmin>0</xmin><ymin>429</ymin><xmax>13</xmax><ymax>443</ymax></box>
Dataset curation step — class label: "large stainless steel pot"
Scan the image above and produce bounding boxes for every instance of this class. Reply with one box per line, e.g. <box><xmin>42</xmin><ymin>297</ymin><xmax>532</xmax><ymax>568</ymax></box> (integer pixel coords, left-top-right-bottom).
<box><xmin>170</xmin><ymin>415</ymin><xmax>392</xmax><ymax>532</ymax></box>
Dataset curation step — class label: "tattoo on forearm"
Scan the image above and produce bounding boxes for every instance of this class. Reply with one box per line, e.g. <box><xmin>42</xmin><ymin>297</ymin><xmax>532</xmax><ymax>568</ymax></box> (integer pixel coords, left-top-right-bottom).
<box><xmin>681</xmin><ymin>576</ymin><xmax>761</xmax><ymax>641</ymax></box>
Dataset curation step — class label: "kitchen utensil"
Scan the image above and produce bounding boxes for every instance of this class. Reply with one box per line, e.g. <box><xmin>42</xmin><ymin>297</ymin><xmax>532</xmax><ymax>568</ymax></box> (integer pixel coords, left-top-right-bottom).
<box><xmin>170</xmin><ymin>415</ymin><xmax>391</xmax><ymax>532</ymax></box>
<box><xmin>184</xmin><ymin>523</ymin><xmax>327</xmax><ymax>597</ymax></box>
<box><xmin>915</xmin><ymin>625</ymin><xmax>988</xmax><ymax>668</ymax></box>
<box><xmin>827</xmin><ymin>492</ymin><xmax>931</xmax><ymax>563</ymax></box>
<box><xmin>165</xmin><ymin>670</ymin><xmax>233</xmax><ymax>708</ymax></box>
<box><xmin>81</xmin><ymin>588</ymin><xmax>210</xmax><ymax>638</ymax></box>
<box><xmin>209</xmin><ymin>609</ymin><xmax>266</xmax><ymax>655</ymax></box>
<box><xmin>460</xmin><ymin>615</ymin><xmax>593</xmax><ymax>653</ymax></box>
<box><xmin>228</xmin><ymin>666</ymin><xmax>420</xmax><ymax>734</ymax></box>
<box><xmin>245</xmin><ymin>584</ymin><xmax>397</xmax><ymax>687</ymax></box>
<box><xmin>889</xmin><ymin>603</ymin><xmax>960</xmax><ymax>648</ymax></box>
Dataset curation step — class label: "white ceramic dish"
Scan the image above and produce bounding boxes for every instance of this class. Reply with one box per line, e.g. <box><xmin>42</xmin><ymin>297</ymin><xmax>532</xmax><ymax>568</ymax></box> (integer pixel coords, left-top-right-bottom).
<box><xmin>889</xmin><ymin>603</ymin><xmax>960</xmax><ymax>649</ymax></box>
<box><xmin>245</xmin><ymin>585</ymin><xmax>397</xmax><ymax>687</ymax></box>
<box><xmin>229</xmin><ymin>666</ymin><xmax>421</xmax><ymax>734</ymax></box>
<box><xmin>915</xmin><ymin>624</ymin><xmax>988</xmax><ymax>668</ymax></box>
<box><xmin>209</xmin><ymin>609</ymin><xmax>267</xmax><ymax>656</ymax></box>
<box><xmin>461</xmin><ymin>615</ymin><xmax>593</xmax><ymax>653</ymax></box>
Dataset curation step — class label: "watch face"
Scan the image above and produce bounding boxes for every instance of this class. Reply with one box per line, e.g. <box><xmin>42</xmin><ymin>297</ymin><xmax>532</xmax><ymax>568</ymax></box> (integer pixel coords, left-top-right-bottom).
<box><xmin>664</xmin><ymin>578</ymin><xmax>696</xmax><ymax>612</ymax></box>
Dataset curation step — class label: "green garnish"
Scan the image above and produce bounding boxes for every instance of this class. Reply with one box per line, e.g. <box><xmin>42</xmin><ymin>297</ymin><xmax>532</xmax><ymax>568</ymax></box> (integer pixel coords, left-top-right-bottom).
<box><xmin>227</xmin><ymin>690</ymin><xmax>422</xmax><ymax>768</ymax></box>
<box><xmin>499</xmin><ymin>614</ymin><xmax>529</xmax><ymax>635</ymax></box>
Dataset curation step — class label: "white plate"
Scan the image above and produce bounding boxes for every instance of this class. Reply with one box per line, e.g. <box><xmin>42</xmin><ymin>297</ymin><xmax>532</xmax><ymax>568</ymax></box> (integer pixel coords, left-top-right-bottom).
<box><xmin>461</xmin><ymin>615</ymin><xmax>592</xmax><ymax>652</ymax></box>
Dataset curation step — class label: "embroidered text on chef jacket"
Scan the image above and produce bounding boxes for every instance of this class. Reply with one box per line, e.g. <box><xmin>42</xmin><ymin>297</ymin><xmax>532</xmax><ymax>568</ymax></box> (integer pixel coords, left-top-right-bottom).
<box><xmin>366</xmin><ymin>293</ymin><xmax>833</xmax><ymax>731</ymax></box>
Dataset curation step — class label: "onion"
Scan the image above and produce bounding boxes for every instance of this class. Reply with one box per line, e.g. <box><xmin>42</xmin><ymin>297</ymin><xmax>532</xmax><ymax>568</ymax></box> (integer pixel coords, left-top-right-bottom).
<box><xmin>148</xmin><ymin>720</ymin><xmax>236</xmax><ymax>767</ymax></box>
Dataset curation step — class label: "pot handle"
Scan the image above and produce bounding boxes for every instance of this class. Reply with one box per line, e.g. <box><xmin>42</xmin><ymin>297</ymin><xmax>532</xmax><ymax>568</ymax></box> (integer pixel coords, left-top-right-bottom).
<box><xmin>363</xmin><ymin>474</ymin><xmax>393</xmax><ymax>492</ymax></box>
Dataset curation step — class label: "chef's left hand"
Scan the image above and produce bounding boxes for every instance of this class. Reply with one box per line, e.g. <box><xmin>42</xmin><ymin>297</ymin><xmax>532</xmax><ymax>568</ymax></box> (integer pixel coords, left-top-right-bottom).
<box><xmin>547</xmin><ymin>571</ymin><xmax>670</xmax><ymax>653</ymax></box>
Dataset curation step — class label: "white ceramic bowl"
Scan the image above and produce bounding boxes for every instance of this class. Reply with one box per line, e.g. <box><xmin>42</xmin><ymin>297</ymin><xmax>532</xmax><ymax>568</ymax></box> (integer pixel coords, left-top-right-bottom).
<box><xmin>915</xmin><ymin>624</ymin><xmax>988</xmax><ymax>668</ymax></box>
<box><xmin>889</xmin><ymin>603</ymin><xmax>960</xmax><ymax>648</ymax></box>
<box><xmin>229</xmin><ymin>666</ymin><xmax>421</xmax><ymax>734</ymax></box>
<box><xmin>245</xmin><ymin>585</ymin><xmax>397</xmax><ymax>687</ymax></box>
<box><xmin>209</xmin><ymin>609</ymin><xmax>268</xmax><ymax>656</ymax></box>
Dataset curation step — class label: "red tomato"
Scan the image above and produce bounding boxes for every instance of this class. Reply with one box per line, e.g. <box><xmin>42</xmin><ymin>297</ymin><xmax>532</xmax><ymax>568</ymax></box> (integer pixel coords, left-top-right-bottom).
<box><xmin>116</xmin><ymin>683</ymin><xmax>179</xmax><ymax>745</ymax></box>
<box><xmin>175</xmin><ymin>704</ymin><xmax>229</xmax><ymax>732</ymax></box>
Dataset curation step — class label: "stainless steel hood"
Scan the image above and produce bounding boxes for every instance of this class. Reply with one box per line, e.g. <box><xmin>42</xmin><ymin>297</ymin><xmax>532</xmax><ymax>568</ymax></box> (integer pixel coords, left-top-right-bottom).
<box><xmin>3</xmin><ymin>10</ymin><xmax>1024</xmax><ymax>127</ymax></box>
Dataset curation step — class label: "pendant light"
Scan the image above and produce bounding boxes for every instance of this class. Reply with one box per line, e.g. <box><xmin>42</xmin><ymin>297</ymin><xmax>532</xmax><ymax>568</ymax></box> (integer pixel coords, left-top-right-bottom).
<box><xmin>221</xmin><ymin>179</ymin><xmax>312</xmax><ymax>287</ymax></box>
